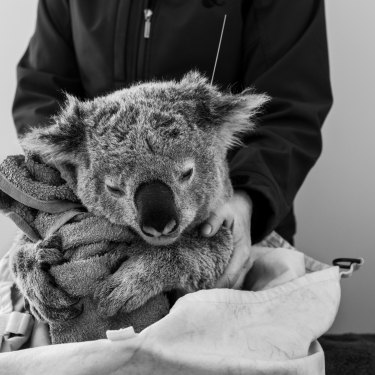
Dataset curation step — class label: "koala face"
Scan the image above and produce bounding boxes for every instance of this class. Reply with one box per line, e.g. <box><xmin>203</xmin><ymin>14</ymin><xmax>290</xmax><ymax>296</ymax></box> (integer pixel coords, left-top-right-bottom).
<box><xmin>22</xmin><ymin>72</ymin><xmax>268</xmax><ymax>246</ymax></box>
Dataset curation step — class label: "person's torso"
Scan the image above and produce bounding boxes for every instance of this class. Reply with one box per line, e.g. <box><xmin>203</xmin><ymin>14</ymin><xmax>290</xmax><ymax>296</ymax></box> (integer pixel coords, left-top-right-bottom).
<box><xmin>69</xmin><ymin>0</ymin><xmax>247</xmax><ymax>97</ymax></box>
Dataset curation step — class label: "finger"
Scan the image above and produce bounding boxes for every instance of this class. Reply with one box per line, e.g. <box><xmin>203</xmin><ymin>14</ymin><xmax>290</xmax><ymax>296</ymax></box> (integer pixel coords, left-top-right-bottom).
<box><xmin>232</xmin><ymin>270</ymin><xmax>248</xmax><ymax>290</ymax></box>
<box><xmin>216</xmin><ymin>241</ymin><xmax>252</xmax><ymax>288</ymax></box>
<box><xmin>230</xmin><ymin>253</ymin><xmax>254</xmax><ymax>290</ymax></box>
<box><xmin>215</xmin><ymin>272</ymin><xmax>241</xmax><ymax>289</ymax></box>
<box><xmin>201</xmin><ymin>212</ymin><xmax>226</xmax><ymax>237</ymax></box>
<box><xmin>223</xmin><ymin>217</ymin><xmax>234</xmax><ymax>231</ymax></box>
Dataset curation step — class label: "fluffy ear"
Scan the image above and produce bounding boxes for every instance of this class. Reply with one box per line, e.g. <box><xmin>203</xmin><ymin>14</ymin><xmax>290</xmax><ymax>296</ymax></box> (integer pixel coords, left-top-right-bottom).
<box><xmin>179</xmin><ymin>71</ymin><xmax>217</xmax><ymax>106</ymax></box>
<box><xmin>180</xmin><ymin>71</ymin><xmax>211</xmax><ymax>91</ymax></box>
<box><xmin>214</xmin><ymin>90</ymin><xmax>270</xmax><ymax>149</ymax></box>
<box><xmin>21</xmin><ymin>95</ymin><xmax>89</xmax><ymax>187</ymax></box>
<box><xmin>21</xmin><ymin>95</ymin><xmax>89</xmax><ymax>164</ymax></box>
<box><xmin>179</xmin><ymin>71</ymin><xmax>270</xmax><ymax>148</ymax></box>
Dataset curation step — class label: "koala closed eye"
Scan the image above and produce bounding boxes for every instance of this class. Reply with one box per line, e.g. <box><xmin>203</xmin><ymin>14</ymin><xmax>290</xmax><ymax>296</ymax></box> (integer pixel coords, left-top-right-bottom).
<box><xmin>105</xmin><ymin>184</ymin><xmax>125</xmax><ymax>197</ymax></box>
<box><xmin>180</xmin><ymin>168</ymin><xmax>194</xmax><ymax>182</ymax></box>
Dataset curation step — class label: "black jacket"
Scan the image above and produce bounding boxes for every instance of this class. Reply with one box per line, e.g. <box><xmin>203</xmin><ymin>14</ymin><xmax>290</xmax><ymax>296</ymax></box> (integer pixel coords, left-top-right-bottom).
<box><xmin>12</xmin><ymin>0</ymin><xmax>333</xmax><ymax>244</ymax></box>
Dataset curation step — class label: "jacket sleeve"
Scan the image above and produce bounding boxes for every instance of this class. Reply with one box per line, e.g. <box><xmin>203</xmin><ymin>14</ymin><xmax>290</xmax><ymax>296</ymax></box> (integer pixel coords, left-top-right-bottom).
<box><xmin>229</xmin><ymin>0</ymin><xmax>333</xmax><ymax>243</ymax></box>
<box><xmin>12</xmin><ymin>0</ymin><xmax>83</xmax><ymax>136</ymax></box>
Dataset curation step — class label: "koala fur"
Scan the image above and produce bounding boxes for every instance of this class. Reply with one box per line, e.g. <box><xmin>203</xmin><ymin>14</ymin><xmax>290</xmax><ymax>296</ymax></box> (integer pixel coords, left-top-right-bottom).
<box><xmin>22</xmin><ymin>72</ymin><xmax>268</xmax><ymax>245</ymax></box>
<box><xmin>18</xmin><ymin>71</ymin><xmax>269</xmax><ymax>321</ymax></box>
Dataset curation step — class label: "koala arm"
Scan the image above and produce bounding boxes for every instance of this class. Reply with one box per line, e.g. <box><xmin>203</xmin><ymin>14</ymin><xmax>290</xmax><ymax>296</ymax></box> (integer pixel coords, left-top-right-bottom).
<box><xmin>13</xmin><ymin>0</ymin><xmax>84</xmax><ymax>136</ymax></box>
<box><xmin>229</xmin><ymin>0</ymin><xmax>332</xmax><ymax>243</ymax></box>
<box><xmin>9</xmin><ymin>233</ymin><xmax>81</xmax><ymax>323</ymax></box>
<box><xmin>94</xmin><ymin>228</ymin><xmax>233</xmax><ymax>316</ymax></box>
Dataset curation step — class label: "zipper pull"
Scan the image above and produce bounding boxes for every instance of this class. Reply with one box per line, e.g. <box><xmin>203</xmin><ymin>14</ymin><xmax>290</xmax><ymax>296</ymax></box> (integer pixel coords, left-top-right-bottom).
<box><xmin>144</xmin><ymin>9</ymin><xmax>153</xmax><ymax>39</ymax></box>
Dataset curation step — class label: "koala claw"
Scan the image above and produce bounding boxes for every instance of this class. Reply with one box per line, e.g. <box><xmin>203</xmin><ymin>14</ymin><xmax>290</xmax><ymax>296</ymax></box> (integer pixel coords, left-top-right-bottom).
<box><xmin>24</xmin><ymin>280</ymin><xmax>81</xmax><ymax>322</ymax></box>
<box><xmin>11</xmin><ymin>235</ymin><xmax>79</xmax><ymax>323</ymax></box>
<box><xmin>95</xmin><ymin>278</ymin><xmax>151</xmax><ymax>317</ymax></box>
<box><xmin>94</xmin><ymin>281</ymin><xmax>122</xmax><ymax>317</ymax></box>
<box><xmin>121</xmin><ymin>294</ymin><xmax>146</xmax><ymax>314</ymax></box>
<box><xmin>36</xmin><ymin>235</ymin><xmax>65</xmax><ymax>266</ymax></box>
<box><xmin>97</xmin><ymin>291</ymin><xmax>146</xmax><ymax>317</ymax></box>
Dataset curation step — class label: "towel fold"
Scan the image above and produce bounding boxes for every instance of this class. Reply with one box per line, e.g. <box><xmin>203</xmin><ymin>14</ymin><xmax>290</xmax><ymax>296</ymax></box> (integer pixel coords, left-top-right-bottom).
<box><xmin>0</xmin><ymin>154</ymin><xmax>81</xmax><ymax>242</ymax></box>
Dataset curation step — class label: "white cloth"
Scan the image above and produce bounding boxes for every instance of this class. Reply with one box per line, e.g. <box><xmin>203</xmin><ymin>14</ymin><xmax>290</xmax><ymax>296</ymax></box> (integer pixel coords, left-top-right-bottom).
<box><xmin>0</xmin><ymin>242</ymin><xmax>346</xmax><ymax>375</ymax></box>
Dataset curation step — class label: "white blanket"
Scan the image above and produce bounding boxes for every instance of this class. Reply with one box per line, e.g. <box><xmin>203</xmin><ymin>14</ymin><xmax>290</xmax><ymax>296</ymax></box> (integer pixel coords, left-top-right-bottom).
<box><xmin>0</xmin><ymin>239</ymin><xmax>349</xmax><ymax>375</ymax></box>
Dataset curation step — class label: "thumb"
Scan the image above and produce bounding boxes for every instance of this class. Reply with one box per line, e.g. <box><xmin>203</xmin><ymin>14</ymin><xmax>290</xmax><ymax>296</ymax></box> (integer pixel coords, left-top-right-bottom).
<box><xmin>201</xmin><ymin>211</ymin><xmax>226</xmax><ymax>237</ymax></box>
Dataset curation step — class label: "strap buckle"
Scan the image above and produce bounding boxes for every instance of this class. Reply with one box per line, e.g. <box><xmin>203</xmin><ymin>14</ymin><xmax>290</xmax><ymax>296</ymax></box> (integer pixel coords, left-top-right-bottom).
<box><xmin>332</xmin><ymin>257</ymin><xmax>364</xmax><ymax>278</ymax></box>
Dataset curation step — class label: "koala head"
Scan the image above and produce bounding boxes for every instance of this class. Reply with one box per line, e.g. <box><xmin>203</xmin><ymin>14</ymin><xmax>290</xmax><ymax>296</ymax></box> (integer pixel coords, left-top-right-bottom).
<box><xmin>22</xmin><ymin>72</ymin><xmax>268</xmax><ymax>246</ymax></box>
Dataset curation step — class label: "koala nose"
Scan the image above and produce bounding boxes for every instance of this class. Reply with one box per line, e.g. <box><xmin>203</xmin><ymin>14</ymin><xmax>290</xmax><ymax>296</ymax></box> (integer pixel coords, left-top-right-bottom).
<box><xmin>135</xmin><ymin>181</ymin><xmax>179</xmax><ymax>237</ymax></box>
<box><xmin>142</xmin><ymin>219</ymin><xmax>178</xmax><ymax>238</ymax></box>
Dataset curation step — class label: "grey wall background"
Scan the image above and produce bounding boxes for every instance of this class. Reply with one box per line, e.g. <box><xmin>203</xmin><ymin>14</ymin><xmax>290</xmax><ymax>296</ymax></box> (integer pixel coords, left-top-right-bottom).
<box><xmin>0</xmin><ymin>1</ymin><xmax>374</xmax><ymax>333</ymax></box>
<box><xmin>295</xmin><ymin>0</ymin><xmax>375</xmax><ymax>333</ymax></box>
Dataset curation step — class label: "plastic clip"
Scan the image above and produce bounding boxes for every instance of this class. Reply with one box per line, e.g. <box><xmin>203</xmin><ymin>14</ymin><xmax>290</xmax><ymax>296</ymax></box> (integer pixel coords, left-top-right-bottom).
<box><xmin>333</xmin><ymin>257</ymin><xmax>364</xmax><ymax>278</ymax></box>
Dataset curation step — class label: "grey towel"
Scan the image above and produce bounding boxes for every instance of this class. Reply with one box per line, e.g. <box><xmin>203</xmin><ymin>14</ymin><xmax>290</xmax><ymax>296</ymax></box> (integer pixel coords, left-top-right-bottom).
<box><xmin>0</xmin><ymin>154</ymin><xmax>169</xmax><ymax>344</ymax></box>
<box><xmin>0</xmin><ymin>154</ymin><xmax>81</xmax><ymax>241</ymax></box>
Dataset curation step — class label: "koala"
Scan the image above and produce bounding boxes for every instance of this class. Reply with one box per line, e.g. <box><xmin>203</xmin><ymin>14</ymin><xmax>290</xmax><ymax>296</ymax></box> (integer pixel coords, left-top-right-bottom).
<box><xmin>23</xmin><ymin>72</ymin><xmax>268</xmax><ymax>245</ymax></box>
<box><xmin>18</xmin><ymin>71</ymin><xmax>269</xmax><ymax>318</ymax></box>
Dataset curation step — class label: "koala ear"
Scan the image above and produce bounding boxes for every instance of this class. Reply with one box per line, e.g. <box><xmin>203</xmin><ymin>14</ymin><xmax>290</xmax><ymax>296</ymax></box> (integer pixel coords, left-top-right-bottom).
<box><xmin>21</xmin><ymin>95</ymin><xmax>87</xmax><ymax>164</ymax></box>
<box><xmin>179</xmin><ymin>71</ymin><xmax>270</xmax><ymax>149</ymax></box>
<box><xmin>213</xmin><ymin>90</ymin><xmax>270</xmax><ymax>149</ymax></box>
<box><xmin>180</xmin><ymin>71</ymin><xmax>210</xmax><ymax>88</ymax></box>
<box><xmin>21</xmin><ymin>95</ymin><xmax>89</xmax><ymax>187</ymax></box>
<box><xmin>179</xmin><ymin>71</ymin><xmax>215</xmax><ymax>102</ymax></box>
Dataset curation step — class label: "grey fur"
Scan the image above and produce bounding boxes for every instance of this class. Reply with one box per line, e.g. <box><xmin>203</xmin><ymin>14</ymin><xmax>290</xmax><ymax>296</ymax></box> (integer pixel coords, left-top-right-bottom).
<box><xmin>22</xmin><ymin>71</ymin><xmax>269</xmax><ymax>245</ymax></box>
<box><xmin>16</xmin><ymin>71</ymin><xmax>269</xmax><ymax>324</ymax></box>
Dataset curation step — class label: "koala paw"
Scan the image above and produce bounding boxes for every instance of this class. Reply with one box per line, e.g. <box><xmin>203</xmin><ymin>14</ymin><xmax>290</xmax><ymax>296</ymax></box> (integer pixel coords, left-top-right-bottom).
<box><xmin>11</xmin><ymin>235</ymin><xmax>81</xmax><ymax>322</ymax></box>
<box><xmin>94</xmin><ymin>264</ymin><xmax>159</xmax><ymax>317</ymax></box>
<box><xmin>36</xmin><ymin>235</ymin><xmax>65</xmax><ymax>269</ymax></box>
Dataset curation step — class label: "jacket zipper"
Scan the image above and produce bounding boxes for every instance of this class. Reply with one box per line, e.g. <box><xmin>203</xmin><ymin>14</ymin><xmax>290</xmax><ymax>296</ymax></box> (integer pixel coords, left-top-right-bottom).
<box><xmin>144</xmin><ymin>9</ymin><xmax>153</xmax><ymax>39</ymax></box>
<box><xmin>136</xmin><ymin>0</ymin><xmax>155</xmax><ymax>80</ymax></box>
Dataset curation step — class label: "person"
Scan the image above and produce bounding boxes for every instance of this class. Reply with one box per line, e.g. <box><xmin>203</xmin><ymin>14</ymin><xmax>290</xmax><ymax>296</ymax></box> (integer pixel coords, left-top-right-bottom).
<box><xmin>12</xmin><ymin>0</ymin><xmax>333</xmax><ymax>290</ymax></box>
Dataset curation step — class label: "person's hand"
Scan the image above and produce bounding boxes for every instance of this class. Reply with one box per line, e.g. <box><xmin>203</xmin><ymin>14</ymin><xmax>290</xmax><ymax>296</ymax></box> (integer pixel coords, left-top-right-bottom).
<box><xmin>200</xmin><ymin>190</ymin><xmax>253</xmax><ymax>289</ymax></box>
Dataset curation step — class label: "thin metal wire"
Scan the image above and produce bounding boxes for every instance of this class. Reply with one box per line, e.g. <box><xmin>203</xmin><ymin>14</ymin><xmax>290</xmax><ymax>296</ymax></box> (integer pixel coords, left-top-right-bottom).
<box><xmin>210</xmin><ymin>14</ymin><xmax>227</xmax><ymax>85</ymax></box>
